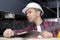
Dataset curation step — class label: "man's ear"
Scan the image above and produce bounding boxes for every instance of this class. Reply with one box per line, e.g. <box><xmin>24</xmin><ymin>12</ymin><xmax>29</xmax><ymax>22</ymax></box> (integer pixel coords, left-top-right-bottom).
<box><xmin>37</xmin><ymin>11</ymin><xmax>41</xmax><ymax>16</ymax></box>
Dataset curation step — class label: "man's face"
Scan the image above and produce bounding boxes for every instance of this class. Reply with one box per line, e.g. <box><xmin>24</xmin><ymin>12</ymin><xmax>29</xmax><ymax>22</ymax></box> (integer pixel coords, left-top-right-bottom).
<box><xmin>26</xmin><ymin>8</ymin><xmax>38</xmax><ymax>22</ymax></box>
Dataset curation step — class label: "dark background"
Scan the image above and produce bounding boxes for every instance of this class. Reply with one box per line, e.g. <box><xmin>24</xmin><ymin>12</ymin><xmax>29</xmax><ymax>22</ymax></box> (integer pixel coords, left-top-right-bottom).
<box><xmin>0</xmin><ymin>0</ymin><xmax>59</xmax><ymax>19</ymax></box>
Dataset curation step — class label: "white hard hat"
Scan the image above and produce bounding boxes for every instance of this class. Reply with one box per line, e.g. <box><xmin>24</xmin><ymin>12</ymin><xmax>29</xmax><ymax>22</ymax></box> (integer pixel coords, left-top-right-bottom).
<box><xmin>22</xmin><ymin>2</ymin><xmax>44</xmax><ymax>16</ymax></box>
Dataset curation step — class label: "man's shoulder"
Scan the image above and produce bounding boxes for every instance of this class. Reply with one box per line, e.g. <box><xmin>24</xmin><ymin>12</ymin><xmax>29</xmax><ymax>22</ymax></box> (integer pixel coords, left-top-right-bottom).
<box><xmin>44</xmin><ymin>21</ymin><xmax>57</xmax><ymax>24</ymax></box>
<box><xmin>42</xmin><ymin>21</ymin><xmax>58</xmax><ymax>26</ymax></box>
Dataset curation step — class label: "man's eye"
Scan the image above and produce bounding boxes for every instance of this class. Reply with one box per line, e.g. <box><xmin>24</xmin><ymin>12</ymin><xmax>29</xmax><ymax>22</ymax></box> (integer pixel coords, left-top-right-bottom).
<box><xmin>26</xmin><ymin>11</ymin><xmax>31</xmax><ymax>15</ymax></box>
<box><xmin>28</xmin><ymin>11</ymin><xmax>31</xmax><ymax>13</ymax></box>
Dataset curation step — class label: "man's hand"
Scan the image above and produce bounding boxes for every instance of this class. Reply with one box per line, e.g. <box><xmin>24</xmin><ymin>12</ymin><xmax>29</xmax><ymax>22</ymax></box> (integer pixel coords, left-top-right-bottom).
<box><xmin>3</xmin><ymin>29</ymin><xmax>14</xmax><ymax>38</ymax></box>
<box><xmin>40</xmin><ymin>31</ymin><xmax>53</xmax><ymax>38</ymax></box>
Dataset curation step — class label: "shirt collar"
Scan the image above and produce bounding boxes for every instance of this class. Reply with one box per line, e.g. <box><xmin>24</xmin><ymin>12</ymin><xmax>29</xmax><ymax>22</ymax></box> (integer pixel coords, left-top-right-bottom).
<box><xmin>40</xmin><ymin>20</ymin><xmax>45</xmax><ymax>26</ymax></box>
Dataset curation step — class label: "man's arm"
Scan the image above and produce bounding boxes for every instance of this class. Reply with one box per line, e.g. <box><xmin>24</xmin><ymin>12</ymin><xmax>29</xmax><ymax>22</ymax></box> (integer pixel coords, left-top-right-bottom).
<box><xmin>3</xmin><ymin>29</ymin><xmax>53</xmax><ymax>38</ymax></box>
<box><xmin>3</xmin><ymin>29</ymin><xmax>28</xmax><ymax>38</ymax></box>
<box><xmin>3</xmin><ymin>26</ymin><xmax>32</xmax><ymax>38</ymax></box>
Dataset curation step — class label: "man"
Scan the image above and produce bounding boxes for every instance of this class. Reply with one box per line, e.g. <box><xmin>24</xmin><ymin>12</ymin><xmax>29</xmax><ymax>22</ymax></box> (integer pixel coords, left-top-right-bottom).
<box><xmin>3</xmin><ymin>2</ymin><xmax>59</xmax><ymax>38</ymax></box>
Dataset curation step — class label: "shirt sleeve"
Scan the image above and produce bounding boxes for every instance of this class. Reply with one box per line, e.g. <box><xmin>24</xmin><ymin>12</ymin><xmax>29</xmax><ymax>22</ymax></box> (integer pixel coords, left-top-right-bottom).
<box><xmin>13</xmin><ymin>26</ymin><xmax>33</xmax><ymax>36</ymax></box>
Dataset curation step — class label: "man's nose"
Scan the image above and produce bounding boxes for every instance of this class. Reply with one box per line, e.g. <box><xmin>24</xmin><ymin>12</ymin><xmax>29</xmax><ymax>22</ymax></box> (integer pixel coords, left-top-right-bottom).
<box><xmin>27</xmin><ymin>13</ymin><xmax>29</xmax><ymax>17</ymax></box>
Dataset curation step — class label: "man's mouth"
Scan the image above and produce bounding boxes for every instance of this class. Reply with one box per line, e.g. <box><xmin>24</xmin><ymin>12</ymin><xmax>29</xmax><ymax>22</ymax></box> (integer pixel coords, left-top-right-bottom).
<box><xmin>27</xmin><ymin>17</ymin><xmax>31</xmax><ymax>20</ymax></box>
